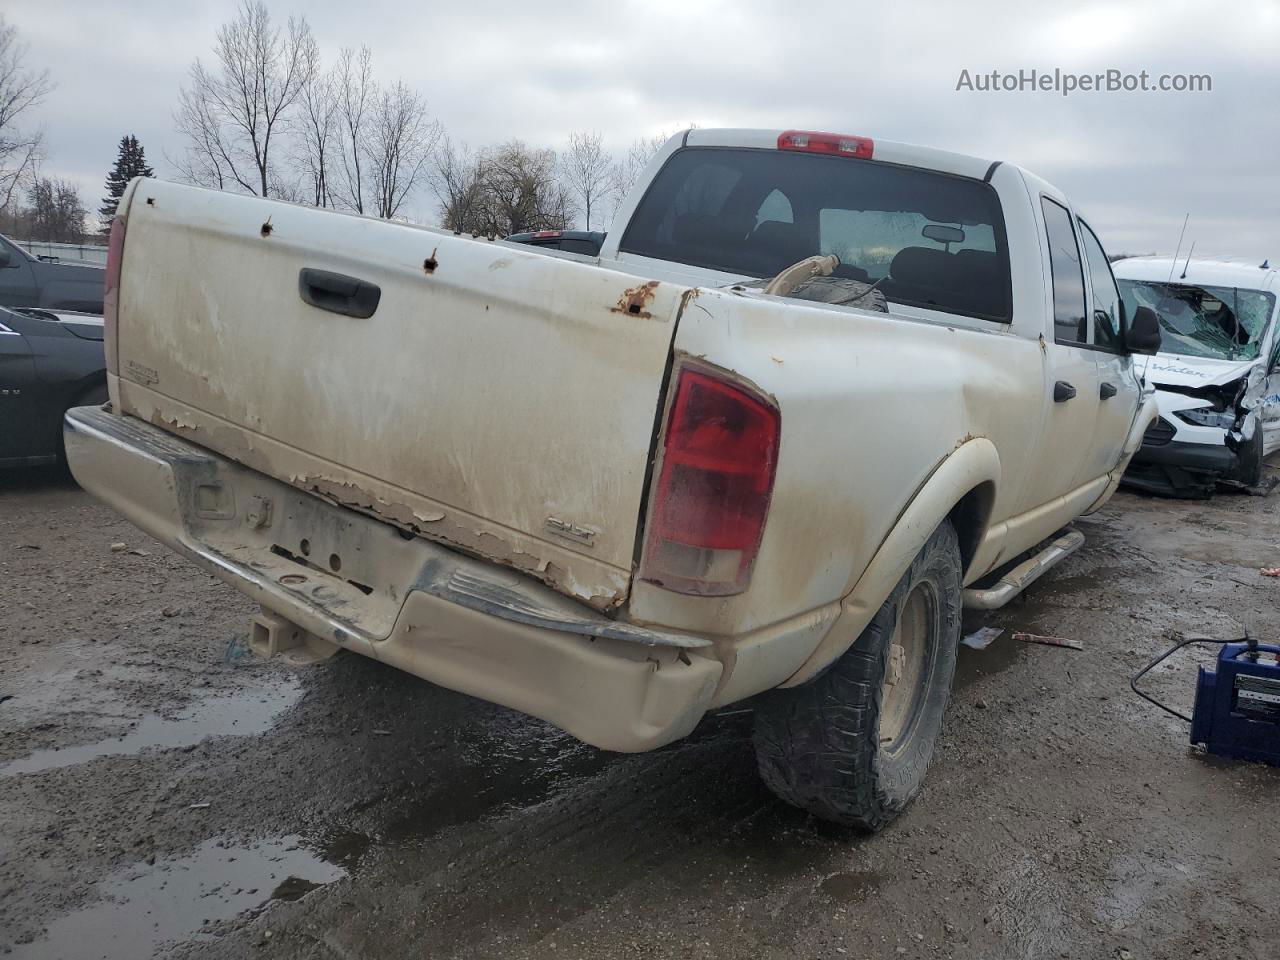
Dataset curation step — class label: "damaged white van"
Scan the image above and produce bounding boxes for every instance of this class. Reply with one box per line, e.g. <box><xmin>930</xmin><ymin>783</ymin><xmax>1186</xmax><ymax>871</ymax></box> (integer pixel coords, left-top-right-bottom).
<box><xmin>1115</xmin><ymin>257</ymin><xmax>1280</xmax><ymax>497</ymax></box>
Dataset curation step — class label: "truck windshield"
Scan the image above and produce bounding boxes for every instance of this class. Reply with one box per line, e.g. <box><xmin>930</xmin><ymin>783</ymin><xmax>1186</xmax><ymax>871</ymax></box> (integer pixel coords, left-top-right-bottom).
<box><xmin>1118</xmin><ymin>279</ymin><xmax>1276</xmax><ymax>361</ymax></box>
<box><xmin>620</xmin><ymin>147</ymin><xmax>1011</xmax><ymax>321</ymax></box>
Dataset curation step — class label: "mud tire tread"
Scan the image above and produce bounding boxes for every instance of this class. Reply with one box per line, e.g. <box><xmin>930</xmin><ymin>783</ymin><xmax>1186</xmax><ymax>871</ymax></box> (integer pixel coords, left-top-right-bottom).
<box><xmin>752</xmin><ymin>521</ymin><xmax>962</xmax><ymax>831</ymax></box>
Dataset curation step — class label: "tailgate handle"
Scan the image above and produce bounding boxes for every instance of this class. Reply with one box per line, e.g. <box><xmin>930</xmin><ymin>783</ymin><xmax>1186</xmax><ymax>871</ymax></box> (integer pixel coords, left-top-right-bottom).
<box><xmin>298</xmin><ymin>268</ymin><xmax>381</xmax><ymax>319</ymax></box>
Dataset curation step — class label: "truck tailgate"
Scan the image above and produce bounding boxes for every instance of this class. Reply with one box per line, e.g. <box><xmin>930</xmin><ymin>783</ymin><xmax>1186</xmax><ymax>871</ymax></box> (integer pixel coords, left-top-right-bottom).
<box><xmin>113</xmin><ymin>181</ymin><xmax>686</xmax><ymax>608</ymax></box>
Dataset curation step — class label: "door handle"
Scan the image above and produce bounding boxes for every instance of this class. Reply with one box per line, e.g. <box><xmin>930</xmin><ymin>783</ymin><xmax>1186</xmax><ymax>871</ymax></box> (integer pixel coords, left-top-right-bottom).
<box><xmin>1100</xmin><ymin>382</ymin><xmax>1117</xmax><ymax>400</ymax></box>
<box><xmin>1053</xmin><ymin>380</ymin><xmax>1077</xmax><ymax>403</ymax></box>
<box><xmin>298</xmin><ymin>268</ymin><xmax>381</xmax><ymax>319</ymax></box>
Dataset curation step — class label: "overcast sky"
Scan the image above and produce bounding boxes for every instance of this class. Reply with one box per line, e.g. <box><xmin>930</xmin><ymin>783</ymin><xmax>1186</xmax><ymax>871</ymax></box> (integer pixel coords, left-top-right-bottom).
<box><xmin>8</xmin><ymin>0</ymin><xmax>1279</xmax><ymax>258</ymax></box>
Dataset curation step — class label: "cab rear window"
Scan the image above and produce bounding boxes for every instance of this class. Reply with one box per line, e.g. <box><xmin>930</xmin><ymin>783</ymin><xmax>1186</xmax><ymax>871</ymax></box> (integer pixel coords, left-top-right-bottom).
<box><xmin>620</xmin><ymin>147</ymin><xmax>1011</xmax><ymax>321</ymax></box>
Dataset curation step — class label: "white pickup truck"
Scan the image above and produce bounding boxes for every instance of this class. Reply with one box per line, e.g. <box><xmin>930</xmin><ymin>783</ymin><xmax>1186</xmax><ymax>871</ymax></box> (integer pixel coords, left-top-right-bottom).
<box><xmin>67</xmin><ymin>128</ymin><xmax>1159</xmax><ymax>830</ymax></box>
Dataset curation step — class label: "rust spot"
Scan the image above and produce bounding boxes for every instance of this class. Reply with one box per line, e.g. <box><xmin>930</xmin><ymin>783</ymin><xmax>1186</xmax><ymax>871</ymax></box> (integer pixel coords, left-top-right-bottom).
<box><xmin>260</xmin><ymin>219</ymin><xmax>273</xmax><ymax>238</ymax></box>
<box><xmin>297</xmin><ymin>474</ymin><xmax>625</xmax><ymax>611</ymax></box>
<box><xmin>148</xmin><ymin>410</ymin><xmax>197</xmax><ymax>432</ymax></box>
<box><xmin>423</xmin><ymin>248</ymin><xmax>438</xmax><ymax>274</ymax></box>
<box><xmin>612</xmin><ymin>280</ymin><xmax>660</xmax><ymax>319</ymax></box>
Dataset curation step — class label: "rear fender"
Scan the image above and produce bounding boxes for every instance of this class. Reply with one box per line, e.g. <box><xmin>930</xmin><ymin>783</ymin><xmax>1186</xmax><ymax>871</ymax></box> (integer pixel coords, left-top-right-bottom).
<box><xmin>781</xmin><ymin>437</ymin><xmax>1001</xmax><ymax>687</ymax></box>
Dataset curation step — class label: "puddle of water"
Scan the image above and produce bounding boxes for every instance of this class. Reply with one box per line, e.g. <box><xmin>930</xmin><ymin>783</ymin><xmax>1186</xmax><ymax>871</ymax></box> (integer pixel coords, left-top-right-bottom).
<box><xmin>10</xmin><ymin>835</ymin><xmax>344</xmax><ymax>960</ymax></box>
<box><xmin>311</xmin><ymin>827</ymin><xmax>374</xmax><ymax>871</ymax></box>
<box><xmin>0</xmin><ymin>679</ymin><xmax>301</xmax><ymax>777</ymax></box>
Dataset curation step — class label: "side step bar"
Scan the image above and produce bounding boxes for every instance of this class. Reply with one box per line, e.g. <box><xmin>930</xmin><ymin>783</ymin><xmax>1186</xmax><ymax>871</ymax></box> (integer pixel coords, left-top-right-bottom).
<box><xmin>962</xmin><ymin>529</ymin><xmax>1085</xmax><ymax>610</ymax></box>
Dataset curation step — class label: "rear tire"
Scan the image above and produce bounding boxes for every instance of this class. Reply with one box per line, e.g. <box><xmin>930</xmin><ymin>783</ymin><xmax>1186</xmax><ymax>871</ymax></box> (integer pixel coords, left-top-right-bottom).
<box><xmin>752</xmin><ymin>521</ymin><xmax>962</xmax><ymax>831</ymax></box>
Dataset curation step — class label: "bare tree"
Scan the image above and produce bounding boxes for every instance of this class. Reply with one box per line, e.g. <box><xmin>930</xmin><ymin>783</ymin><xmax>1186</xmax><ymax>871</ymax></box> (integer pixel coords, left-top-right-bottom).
<box><xmin>173</xmin><ymin>80</ymin><xmax>235</xmax><ymax>191</ymax></box>
<box><xmin>545</xmin><ymin>176</ymin><xmax>578</xmax><ymax>235</ymax></box>
<box><xmin>481</xmin><ymin>141</ymin><xmax>574</xmax><ymax>236</ymax></box>
<box><xmin>295</xmin><ymin>41</ymin><xmax>337</xmax><ymax>206</ymax></box>
<box><xmin>563</xmin><ymin>131</ymin><xmax>612</xmax><ymax>230</ymax></box>
<box><xmin>365</xmin><ymin>80</ymin><xmax>441</xmax><ymax>220</ymax></box>
<box><xmin>0</xmin><ymin>16</ymin><xmax>53</xmax><ymax>210</ymax></box>
<box><xmin>611</xmin><ymin>132</ymin><xmax>668</xmax><ymax>209</ymax></box>
<box><xmin>433</xmin><ymin>139</ymin><xmax>573</xmax><ymax>236</ymax></box>
<box><xmin>333</xmin><ymin>46</ymin><xmax>374</xmax><ymax>212</ymax></box>
<box><xmin>20</xmin><ymin>176</ymin><xmax>87</xmax><ymax>243</ymax></box>
<box><xmin>174</xmin><ymin>1</ymin><xmax>313</xmax><ymax>197</ymax></box>
<box><xmin>432</xmin><ymin>135</ymin><xmax>487</xmax><ymax>233</ymax></box>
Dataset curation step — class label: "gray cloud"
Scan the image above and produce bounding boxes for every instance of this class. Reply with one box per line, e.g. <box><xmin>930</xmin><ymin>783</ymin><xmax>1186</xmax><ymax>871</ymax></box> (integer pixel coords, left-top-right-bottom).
<box><xmin>7</xmin><ymin>0</ymin><xmax>1278</xmax><ymax>259</ymax></box>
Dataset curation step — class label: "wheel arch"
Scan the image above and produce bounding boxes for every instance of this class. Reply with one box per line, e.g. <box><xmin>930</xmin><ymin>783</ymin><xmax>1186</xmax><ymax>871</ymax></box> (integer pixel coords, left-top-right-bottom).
<box><xmin>781</xmin><ymin>437</ymin><xmax>1001</xmax><ymax>687</ymax></box>
<box><xmin>948</xmin><ymin>478</ymin><xmax>996</xmax><ymax>579</ymax></box>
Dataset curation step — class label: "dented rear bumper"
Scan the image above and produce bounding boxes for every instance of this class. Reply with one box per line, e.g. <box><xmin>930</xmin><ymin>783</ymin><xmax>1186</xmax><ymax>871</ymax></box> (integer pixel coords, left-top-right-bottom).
<box><xmin>64</xmin><ymin>405</ymin><xmax>722</xmax><ymax>752</ymax></box>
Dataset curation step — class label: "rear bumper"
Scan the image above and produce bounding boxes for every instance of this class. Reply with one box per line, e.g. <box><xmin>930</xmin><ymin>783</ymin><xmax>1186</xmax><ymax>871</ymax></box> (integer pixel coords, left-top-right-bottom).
<box><xmin>64</xmin><ymin>406</ymin><xmax>722</xmax><ymax>752</ymax></box>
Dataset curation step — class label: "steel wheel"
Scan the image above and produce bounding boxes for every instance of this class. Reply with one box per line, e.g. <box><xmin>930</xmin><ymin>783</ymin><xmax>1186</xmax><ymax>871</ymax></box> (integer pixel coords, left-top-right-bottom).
<box><xmin>879</xmin><ymin>580</ymin><xmax>936</xmax><ymax>751</ymax></box>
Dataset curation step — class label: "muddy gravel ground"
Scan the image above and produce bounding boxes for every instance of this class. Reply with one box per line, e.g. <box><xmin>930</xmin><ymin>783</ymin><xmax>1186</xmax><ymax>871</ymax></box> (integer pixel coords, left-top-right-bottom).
<box><xmin>2</xmin><ymin>466</ymin><xmax>1279</xmax><ymax>960</ymax></box>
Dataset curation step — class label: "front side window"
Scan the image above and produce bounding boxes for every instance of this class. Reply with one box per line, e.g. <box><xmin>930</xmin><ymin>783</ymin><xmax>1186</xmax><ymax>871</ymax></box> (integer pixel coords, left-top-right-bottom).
<box><xmin>1118</xmin><ymin>279</ymin><xmax>1277</xmax><ymax>361</ymax></box>
<box><xmin>621</xmin><ymin>147</ymin><xmax>1011</xmax><ymax>321</ymax></box>
<box><xmin>1078</xmin><ymin>220</ymin><xmax>1123</xmax><ymax>352</ymax></box>
<box><xmin>0</xmin><ymin>235</ymin><xmax>32</xmax><ymax>264</ymax></box>
<box><xmin>1041</xmin><ymin>198</ymin><xmax>1087</xmax><ymax>346</ymax></box>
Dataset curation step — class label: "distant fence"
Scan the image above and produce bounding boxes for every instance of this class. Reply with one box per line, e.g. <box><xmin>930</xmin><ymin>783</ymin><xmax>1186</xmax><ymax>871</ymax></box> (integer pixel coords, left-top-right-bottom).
<box><xmin>13</xmin><ymin>239</ymin><xmax>109</xmax><ymax>266</ymax></box>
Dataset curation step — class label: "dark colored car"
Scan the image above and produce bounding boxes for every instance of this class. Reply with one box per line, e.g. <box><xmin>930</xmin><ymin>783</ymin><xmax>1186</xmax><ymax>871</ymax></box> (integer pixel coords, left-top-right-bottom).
<box><xmin>0</xmin><ymin>234</ymin><xmax>105</xmax><ymax>314</ymax></box>
<box><xmin>504</xmin><ymin>229</ymin><xmax>606</xmax><ymax>257</ymax></box>
<box><xmin>0</xmin><ymin>306</ymin><xmax>107</xmax><ymax>467</ymax></box>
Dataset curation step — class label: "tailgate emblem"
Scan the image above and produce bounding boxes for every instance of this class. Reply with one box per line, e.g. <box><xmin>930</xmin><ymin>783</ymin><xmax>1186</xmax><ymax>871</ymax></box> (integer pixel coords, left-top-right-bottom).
<box><xmin>544</xmin><ymin>517</ymin><xmax>597</xmax><ymax>547</ymax></box>
<box><xmin>126</xmin><ymin>359</ymin><xmax>159</xmax><ymax>385</ymax></box>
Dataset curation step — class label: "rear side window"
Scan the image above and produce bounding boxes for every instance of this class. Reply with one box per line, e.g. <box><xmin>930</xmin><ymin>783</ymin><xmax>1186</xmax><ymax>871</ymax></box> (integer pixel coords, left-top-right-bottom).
<box><xmin>621</xmin><ymin>147</ymin><xmax>1011</xmax><ymax>322</ymax></box>
<box><xmin>558</xmin><ymin>238</ymin><xmax>602</xmax><ymax>256</ymax></box>
<box><xmin>1041</xmin><ymin>198</ymin><xmax>1088</xmax><ymax>345</ymax></box>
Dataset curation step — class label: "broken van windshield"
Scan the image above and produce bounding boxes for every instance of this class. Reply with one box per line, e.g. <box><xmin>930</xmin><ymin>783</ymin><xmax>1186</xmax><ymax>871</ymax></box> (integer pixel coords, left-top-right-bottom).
<box><xmin>1117</xmin><ymin>279</ymin><xmax>1276</xmax><ymax>361</ymax></box>
<box><xmin>620</xmin><ymin>147</ymin><xmax>1011</xmax><ymax>321</ymax></box>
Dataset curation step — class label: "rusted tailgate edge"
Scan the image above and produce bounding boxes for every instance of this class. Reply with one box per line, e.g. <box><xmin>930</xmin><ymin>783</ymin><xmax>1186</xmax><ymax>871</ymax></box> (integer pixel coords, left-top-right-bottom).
<box><xmin>64</xmin><ymin>405</ymin><xmax>711</xmax><ymax>651</ymax></box>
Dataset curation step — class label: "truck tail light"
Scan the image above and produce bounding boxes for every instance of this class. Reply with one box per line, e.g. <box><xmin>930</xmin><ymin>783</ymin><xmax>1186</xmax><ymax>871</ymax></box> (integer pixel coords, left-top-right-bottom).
<box><xmin>777</xmin><ymin>130</ymin><xmax>874</xmax><ymax>159</ymax></box>
<box><xmin>640</xmin><ymin>365</ymin><xmax>780</xmax><ymax>596</ymax></box>
<box><xmin>103</xmin><ymin>211</ymin><xmax>127</xmax><ymax>374</ymax></box>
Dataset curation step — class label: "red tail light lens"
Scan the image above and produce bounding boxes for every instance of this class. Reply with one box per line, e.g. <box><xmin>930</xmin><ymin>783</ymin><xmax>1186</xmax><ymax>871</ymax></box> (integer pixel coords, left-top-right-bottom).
<box><xmin>777</xmin><ymin>130</ymin><xmax>874</xmax><ymax>159</ymax></box>
<box><xmin>640</xmin><ymin>366</ymin><xmax>781</xmax><ymax>596</ymax></box>
<box><xmin>103</xmin><ymin>214</ymin><xmax>126</xmax><ymax>374</ymax></box>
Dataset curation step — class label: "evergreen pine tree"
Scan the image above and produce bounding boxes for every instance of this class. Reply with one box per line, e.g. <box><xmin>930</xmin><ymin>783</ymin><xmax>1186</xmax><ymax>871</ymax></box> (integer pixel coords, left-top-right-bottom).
<box><xmin>99</xmin><ymin>135</ymin><xmax>154</xmax><ymax>232</ymax></box>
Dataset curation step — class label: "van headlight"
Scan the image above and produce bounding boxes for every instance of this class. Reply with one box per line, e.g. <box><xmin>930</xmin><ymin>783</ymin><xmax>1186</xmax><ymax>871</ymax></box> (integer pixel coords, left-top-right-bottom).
<box><xmin>1174</xmin><ymin>407</ymin><xmax>1236</xmax><ymax>429</ymax></box>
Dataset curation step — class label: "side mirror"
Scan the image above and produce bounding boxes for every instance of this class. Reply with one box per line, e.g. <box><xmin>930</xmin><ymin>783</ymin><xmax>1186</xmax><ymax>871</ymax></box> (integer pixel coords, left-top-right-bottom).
<box><xmin>0</xmin><ymin>247</ymin><xmax>10</xmax><ymax>268</ymax></box>
<box><xmin>1125</xmin><ymin>305</ymin><xmax>1162</xmax><ymax>356</ymax></box>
